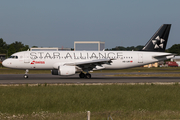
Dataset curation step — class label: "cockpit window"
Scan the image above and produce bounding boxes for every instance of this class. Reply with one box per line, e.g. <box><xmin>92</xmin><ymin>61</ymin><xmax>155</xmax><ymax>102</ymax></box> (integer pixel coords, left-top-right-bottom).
<box><xmin>9</xmin><ymin>56</ymin><xmax>18</xmax><ymax>59</ymax></box>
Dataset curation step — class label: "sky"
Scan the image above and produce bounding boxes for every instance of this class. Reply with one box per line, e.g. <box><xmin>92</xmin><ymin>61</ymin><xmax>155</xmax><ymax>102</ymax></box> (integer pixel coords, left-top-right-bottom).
<box><xmin>0</xmin><ymin>0</ymin><xmax>180</xmax><ymax>49</ymax></box>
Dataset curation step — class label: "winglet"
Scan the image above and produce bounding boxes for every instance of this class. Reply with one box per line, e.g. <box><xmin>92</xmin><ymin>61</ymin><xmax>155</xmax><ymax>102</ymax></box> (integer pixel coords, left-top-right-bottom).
<box><xmin>142</xmin><ymin>24</ymin><xmax>171</xmax><ymax>52</ymax></box>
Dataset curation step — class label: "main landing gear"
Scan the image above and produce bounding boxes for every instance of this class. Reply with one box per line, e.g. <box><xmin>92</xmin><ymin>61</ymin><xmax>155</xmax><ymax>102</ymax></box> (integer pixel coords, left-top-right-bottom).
<box><xmin>24</xmin><ymin>69</ymin><xmax>29</xmax><ymax>79</ymax></box>
<box><xmin>79</xmin><ymin>72</ymin><xmax>91</xmax><ymax>79</ymax></box>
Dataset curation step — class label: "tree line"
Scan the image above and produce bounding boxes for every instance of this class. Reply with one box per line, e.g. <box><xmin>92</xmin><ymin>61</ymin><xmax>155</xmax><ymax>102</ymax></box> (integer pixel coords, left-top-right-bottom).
<box><xmin>106</xmin><ymin>45</ymin><xmax>144</xmax><ymax>51</ymax></box>
<box><xmin>0</xmin><ymin>38</ymin><xmax>180</xmax><ymax>56</ymax></box>
<box><xmin>0</xmin><ymin>38</ymin><xmax>29</xmax><ymax>57</ymax></box>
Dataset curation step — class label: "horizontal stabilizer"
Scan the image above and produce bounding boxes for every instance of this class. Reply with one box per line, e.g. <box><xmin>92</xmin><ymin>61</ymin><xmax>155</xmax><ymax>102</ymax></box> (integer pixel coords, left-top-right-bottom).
<box><xmin>153</xmin><ymin>53</ymin><xmax>175</xmax><ymax>60</ymax></box>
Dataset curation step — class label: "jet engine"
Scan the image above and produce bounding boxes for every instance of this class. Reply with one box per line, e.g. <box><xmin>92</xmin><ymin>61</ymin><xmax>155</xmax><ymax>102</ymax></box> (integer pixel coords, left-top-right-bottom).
<box><xmin>51</xmin><ymin>66</ymin><xmax>76</xmax><ymax>76</ymax></box>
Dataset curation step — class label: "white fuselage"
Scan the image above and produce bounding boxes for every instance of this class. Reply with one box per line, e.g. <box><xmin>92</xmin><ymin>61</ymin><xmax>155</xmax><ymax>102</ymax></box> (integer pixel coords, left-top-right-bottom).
<box><xmin>2</xmin><ymin>51</ymin><xmax>174</xmax><ymax>70</ymax></box>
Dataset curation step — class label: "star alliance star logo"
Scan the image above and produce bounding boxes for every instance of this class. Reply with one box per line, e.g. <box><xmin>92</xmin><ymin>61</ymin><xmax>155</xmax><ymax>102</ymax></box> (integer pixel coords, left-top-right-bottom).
<box><xmin>152</xmin><ymin>36</ymin><xmax>165</xmax><ymax>49</ymax></box>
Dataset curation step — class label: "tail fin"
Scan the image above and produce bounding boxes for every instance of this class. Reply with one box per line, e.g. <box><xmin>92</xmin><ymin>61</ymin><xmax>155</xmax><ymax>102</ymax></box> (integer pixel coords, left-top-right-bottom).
<box><xmin>142</xmin><ymin>24</ymin><xmax>171</xmax><ymax>52</ymax></box>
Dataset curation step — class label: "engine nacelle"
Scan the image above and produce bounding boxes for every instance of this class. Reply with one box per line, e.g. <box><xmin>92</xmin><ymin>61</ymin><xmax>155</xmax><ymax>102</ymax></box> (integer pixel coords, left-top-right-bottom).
<box><xmin>51</xmin><ymin>66</ymin><xmax>76</xmax><ymax>76</ymax></box>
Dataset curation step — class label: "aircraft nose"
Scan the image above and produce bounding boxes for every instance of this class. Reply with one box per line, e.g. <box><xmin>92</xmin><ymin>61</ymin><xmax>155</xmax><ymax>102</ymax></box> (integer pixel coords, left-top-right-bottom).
<box><xmin>2</xmin><ymin>60</ymin><xmax>8</xmax><ymax>67</ymax></box>
<box><xmin>2</xmin><ymin>60</ymin><xmax>6</xmax><ymax>67</ymax></box>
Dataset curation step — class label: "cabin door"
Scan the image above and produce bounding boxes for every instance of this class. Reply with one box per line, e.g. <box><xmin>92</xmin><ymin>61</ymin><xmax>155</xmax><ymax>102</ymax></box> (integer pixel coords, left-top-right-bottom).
<box><xmin>138</xmin><ymin>53</ymin><xmax>143</xmax><ymax>63</ymax></box>
<box><xmin>24</xmin><ymin>53</ymin><xmax>30</xmax><ymax>63</ymax></box>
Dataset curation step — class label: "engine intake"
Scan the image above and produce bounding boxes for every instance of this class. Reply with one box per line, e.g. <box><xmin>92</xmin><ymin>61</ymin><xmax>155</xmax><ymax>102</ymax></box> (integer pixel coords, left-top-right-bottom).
<box><xmin>51</xmin><ymin>66</ymin><xmax>76</xmax><ymax>76</ymax></box>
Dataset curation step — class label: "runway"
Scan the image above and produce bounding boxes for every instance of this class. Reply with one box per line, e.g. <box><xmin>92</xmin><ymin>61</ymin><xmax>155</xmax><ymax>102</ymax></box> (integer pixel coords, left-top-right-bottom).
<box><xmin>0</xmin><ymin>73</ymin><xmax>180</xmax><ymax>84</ymax></box>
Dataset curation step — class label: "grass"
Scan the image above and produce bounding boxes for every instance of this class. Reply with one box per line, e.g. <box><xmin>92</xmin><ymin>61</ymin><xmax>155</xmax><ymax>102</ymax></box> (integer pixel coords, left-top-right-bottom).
<box><xmin>108</xmin><ymin>73</ymin><xmax>180</xmax><ymax>77</ymax></box>
<box><xmin>1</xmin><ymin>67</ymin><xmax>180</xmax><ymax>119</ymax></box>
<box><xmin>1</xmin><ymin>84</ymin><xmax>180</xmax><ymax>119</ymax></box>
<box><xmin>97</xmin><ymin>67</ymin><xmax>180</xmax><ymax>73</ymax></box>
<box><xmin>1</xmin><ymin>67</ymin><xmax>180</xmax><ymax>74</ymax></box>
<box><xmin>0</xmin><ymin>68</ymin><xmax>51</xmax><ymax>74</ymax></box>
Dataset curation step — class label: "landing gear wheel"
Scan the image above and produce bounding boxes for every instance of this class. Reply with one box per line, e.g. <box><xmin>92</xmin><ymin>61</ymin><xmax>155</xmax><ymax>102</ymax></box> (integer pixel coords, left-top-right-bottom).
<box><xmin>24</xmin><ymin>69</ymin><xmax>29</xmax><ymax>79</ymax></box>
<box><xmin>85</xmin><ymin>73</ymin><xmax>91</xmax><ymax>79</ymax></box>
<box><xmin>24</xmin><ymin>74</ymin><xmax>28</xmax><ymax>79</ymax></box>
<box><xmin>79</xmin><ymin>72</ymin><xmax>85</xmax><ymax>78</ymax></box>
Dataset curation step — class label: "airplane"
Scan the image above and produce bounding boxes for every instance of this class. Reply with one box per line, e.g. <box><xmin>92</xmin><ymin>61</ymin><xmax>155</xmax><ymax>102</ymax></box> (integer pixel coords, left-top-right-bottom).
<box><xmin>2</xmin><ymin>24</ymin><xmax>174</xmax><ymax>79</ymax></box>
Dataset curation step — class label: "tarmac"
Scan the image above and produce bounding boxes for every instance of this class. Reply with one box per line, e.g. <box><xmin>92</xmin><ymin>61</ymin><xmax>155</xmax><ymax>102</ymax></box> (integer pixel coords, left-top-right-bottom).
<box><xmin>0</xmin><ymin>73</ymin><xmax>180</xmax><ymax>84</ymax></box>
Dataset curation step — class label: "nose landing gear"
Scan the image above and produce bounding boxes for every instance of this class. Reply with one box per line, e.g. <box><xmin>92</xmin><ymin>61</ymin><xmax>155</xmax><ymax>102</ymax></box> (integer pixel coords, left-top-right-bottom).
<box><xmin>24</xmin><ymin>69</ymin><xmax>29</xmax><ymax>79</ymax></box>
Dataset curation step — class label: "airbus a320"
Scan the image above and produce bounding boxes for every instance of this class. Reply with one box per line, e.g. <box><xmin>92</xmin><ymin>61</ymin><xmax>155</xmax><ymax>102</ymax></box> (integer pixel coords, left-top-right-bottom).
<box><xmin>2</xmin><ymin>24</ymin><xmax>174</xmax><ymax>79</ymax></box>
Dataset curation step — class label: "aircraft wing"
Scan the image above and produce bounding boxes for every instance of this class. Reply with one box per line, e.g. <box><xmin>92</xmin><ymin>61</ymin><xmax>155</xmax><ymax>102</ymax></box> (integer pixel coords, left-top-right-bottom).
<box><xmin>64</xmin><ymin>58</ymin><xmax>113</xmax><ymax>71</ymax></box>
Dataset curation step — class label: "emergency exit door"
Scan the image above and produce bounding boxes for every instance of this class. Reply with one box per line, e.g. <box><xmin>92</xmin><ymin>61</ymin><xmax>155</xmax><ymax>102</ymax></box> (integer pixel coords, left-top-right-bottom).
<box><xmin>138</xmin><ymin>53</ymin><xmax>143</xmax><ymax>63</ymax></box>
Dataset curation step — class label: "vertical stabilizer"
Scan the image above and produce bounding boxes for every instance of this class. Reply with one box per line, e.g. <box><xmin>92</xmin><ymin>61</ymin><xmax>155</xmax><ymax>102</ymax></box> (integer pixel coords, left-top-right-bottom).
<box><xmin>142</xmin><ymin>24</ymin><xmax>171</xmax><ymax>52</ymax></box>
